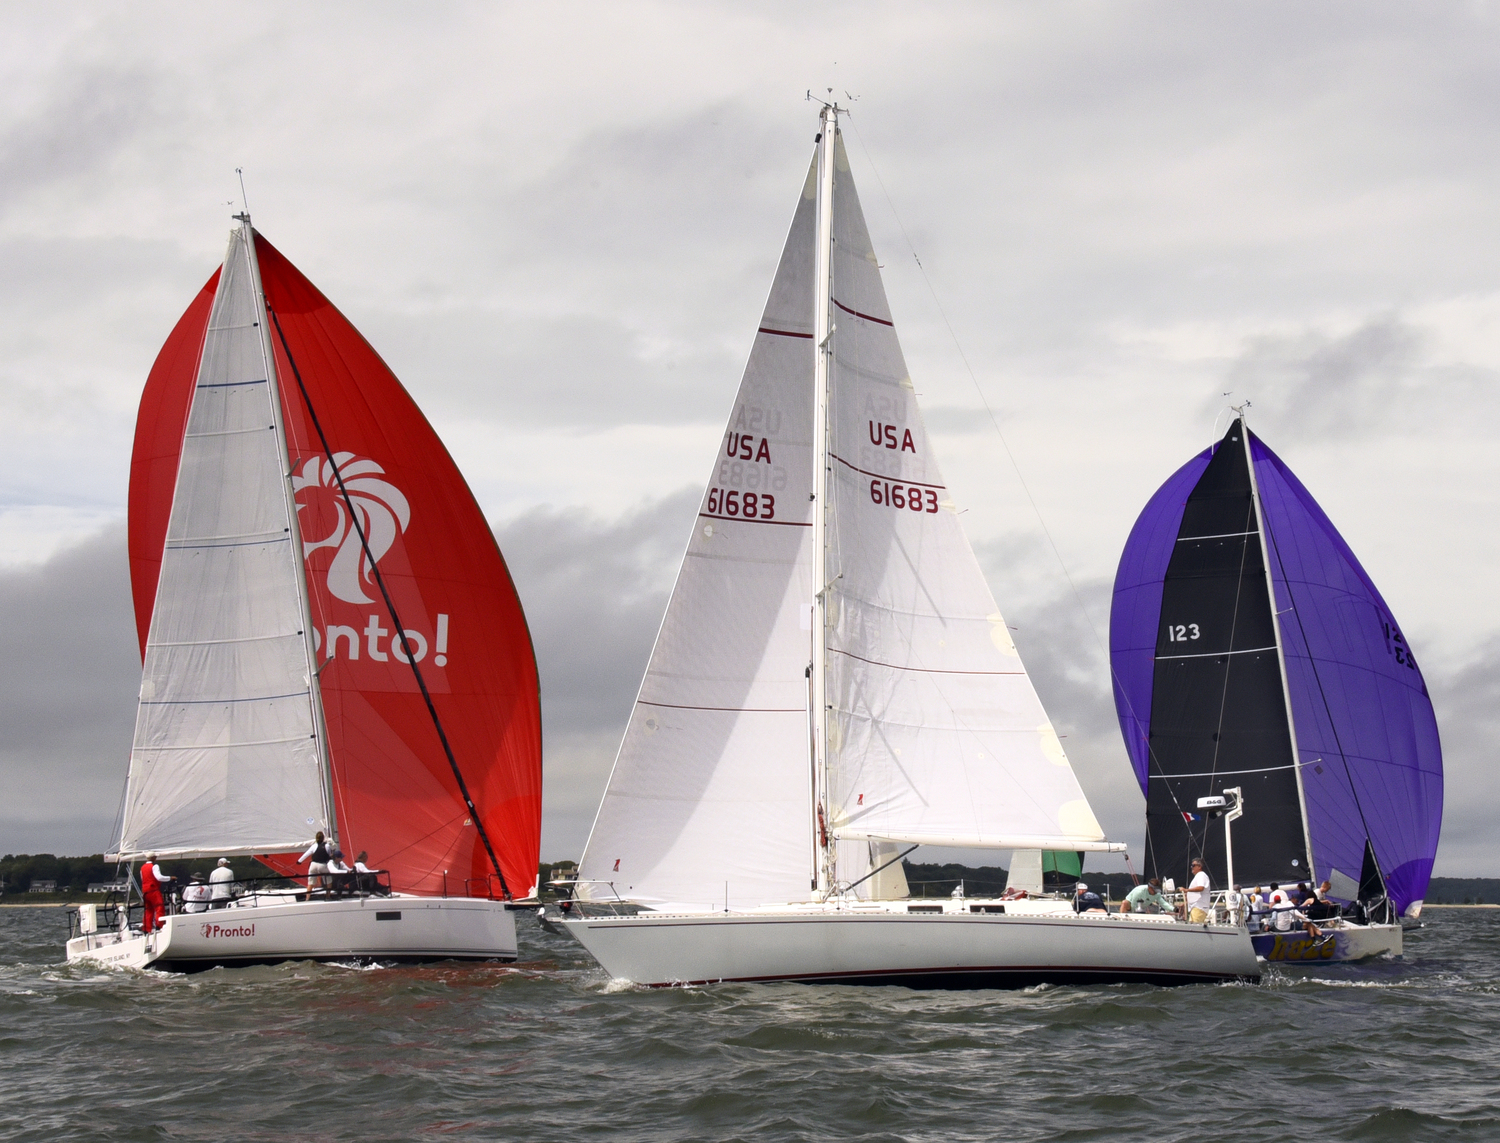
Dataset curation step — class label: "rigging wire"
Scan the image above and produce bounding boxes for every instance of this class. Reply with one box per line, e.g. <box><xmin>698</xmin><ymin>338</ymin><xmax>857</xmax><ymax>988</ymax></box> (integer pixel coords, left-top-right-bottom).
<box><xmin>267</xmin><ymin>306</ymin><xmax>513</xmax><ymax>901</ymax></box>
<box><xmin>1196</xmin><ymin>462</ymin><xmax>1260</xmax><ymax>866</ymax></box>
<box><xmin>1262</xmin><ymin>495</ymin><xmax>1388</xmax><ymax>898</ymax></box>
<box><xmin>842</xmin><ymin>114</ymin><xmax>1198</xmax><ymax>863</ymax></box>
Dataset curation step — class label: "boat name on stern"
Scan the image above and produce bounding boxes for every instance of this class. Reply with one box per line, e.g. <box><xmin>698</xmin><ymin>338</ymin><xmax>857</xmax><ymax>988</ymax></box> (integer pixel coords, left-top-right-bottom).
<box><xmin>1266</xmin><ymin>933</ymin><xmax>1336</xmax><ymax>961</ymax></box>
<box><xmin>199</xmin><ymin>922</ymin><xmax>256</xmax><ymax>939</ymax></box>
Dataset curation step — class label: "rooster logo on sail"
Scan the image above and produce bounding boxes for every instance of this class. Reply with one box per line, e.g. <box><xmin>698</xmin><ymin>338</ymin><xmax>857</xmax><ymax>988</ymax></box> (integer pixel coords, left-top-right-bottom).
<box><xmin>293</xmin><ymin>453</ymin><xmax>411</xmax><ymax>604</ymax></box>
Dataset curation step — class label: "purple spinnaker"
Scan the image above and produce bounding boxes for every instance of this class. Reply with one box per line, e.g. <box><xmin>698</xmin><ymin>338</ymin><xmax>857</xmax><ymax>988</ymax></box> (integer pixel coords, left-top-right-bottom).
<box><xmin>1109</xmin><ymin>447</ymin><xmax>1212</xmax><ymax>796</ymax></box>
<box><xmin>1250</xmin><ymin>435</ymin><xmax>1442</xmax><ymax>915</ymax></box>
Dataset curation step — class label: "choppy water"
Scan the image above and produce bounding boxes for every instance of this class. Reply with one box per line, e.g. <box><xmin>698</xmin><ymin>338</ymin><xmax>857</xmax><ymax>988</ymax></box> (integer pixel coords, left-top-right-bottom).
<box><xmin>2</xmin><ymin>906</ymin><xmax>1498</xmax><ymax>1142</ymax></box>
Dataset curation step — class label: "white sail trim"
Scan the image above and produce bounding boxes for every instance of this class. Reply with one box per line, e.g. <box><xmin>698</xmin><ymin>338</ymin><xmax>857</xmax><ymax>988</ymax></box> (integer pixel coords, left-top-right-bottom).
<box><xmin>577</xmin><ymin>158</ymin><xmax>821</xmax><ymax>910</ymax></box>
<box><xmin>821</xmin><ymin>132</ymin><xmax>1108</xmax><ymax>864</ymax></box>
<box><xmin>116</xmin><ymin>224</ymin><xmax>329</xmax><ymax>858</ymax></box>
<box><xmin>835</xmin><ymin>830</ymin><xmax>1126</xmax><ymax>852</ymax></box>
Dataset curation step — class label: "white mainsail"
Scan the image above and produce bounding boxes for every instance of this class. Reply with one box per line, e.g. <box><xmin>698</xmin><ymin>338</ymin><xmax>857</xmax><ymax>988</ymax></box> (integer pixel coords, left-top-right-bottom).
<box><xmin>116</xmin><ymin>222</ymin><xmax>330</xmax><ymax>859</ymax></box>
<box><xmin>578</xmin><ymin>116</ymin><xmax>1111</xmax><ymax>911</ymax></box>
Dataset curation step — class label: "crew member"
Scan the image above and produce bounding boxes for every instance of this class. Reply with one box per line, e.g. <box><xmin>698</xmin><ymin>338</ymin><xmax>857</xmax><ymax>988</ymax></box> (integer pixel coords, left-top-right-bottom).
<box><xmin>182</xmin><ymin>873</ymin><xmax>211</xmax><ymax>913</ymax></box>
<box><xmin>1073</xmin><ymin>882</ymin><xmax>1107</xmax><ymax>914</ymax></box>
<box><xmin>326</xmin><ymin>849</ymin><xmax>354</xmax><ymax>897</ymax></box>
<box><xmin>1268</xmin><ymin>883</ymin><xmax>1298</xmax><ymax>931</ymax></box>
<box><xmin>1121</xmin><ymin>878</ymin><xmax>1169</xmax><ymax>914</ymax></box>
<box><xmin>1248</xmin><ymin>887</ymin><xmax>1271</xmax><ymax>931</ymax></box>
<box><xmin>209</xmin><ymin>858</ymin><xmax>235</xmax><ymax>909</ymax></box>
<box><xmin>1184</xmin><ymin>859</ymin><xmax>1212</xmax><ymax>923</ymax></box>
<box><xmin>353</xmin><ymin>852</ymin><xmax>385</xmax><ymax>896</ymax></box>
<box><xmin>1305</xmin><ymin>880</ymin><xmax>1339</xmax><ymax>921</ymax></box>
<box><xmin>298</xmin><ymin>831</ymin><xmax>331</xmax><ymax>895</ymax></box>
<box><xmin>139</xmin><ymin>854</ymin><xmax>170</xmax><ymax>933</ymax></box>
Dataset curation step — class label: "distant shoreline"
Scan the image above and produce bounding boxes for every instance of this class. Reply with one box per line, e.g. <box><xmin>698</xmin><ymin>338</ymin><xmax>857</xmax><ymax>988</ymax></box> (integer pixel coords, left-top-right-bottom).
<box><xmin>5</xmin><ymin>899</ymin><xmax>1498</xmax><ymax>912</ymax></box>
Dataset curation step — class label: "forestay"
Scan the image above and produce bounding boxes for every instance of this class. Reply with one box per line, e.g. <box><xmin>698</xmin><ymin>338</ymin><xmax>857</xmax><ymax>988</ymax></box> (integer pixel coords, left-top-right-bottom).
<box><xmin>577</xmin><ymin>159</ymin><xmax>820</xmax><ymax>910</ymax></box>
<box><xmin>118</xmin><ymin>224</ymin><xmax>328</xmax><ymax>858</ymax></box>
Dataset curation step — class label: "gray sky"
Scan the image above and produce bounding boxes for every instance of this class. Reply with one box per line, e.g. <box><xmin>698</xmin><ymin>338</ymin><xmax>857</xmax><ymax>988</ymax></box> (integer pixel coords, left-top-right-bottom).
<box><xmin>2</xmin><ymin>3</ymin><xmax>1495</xmax><ymax>876</ymax></box>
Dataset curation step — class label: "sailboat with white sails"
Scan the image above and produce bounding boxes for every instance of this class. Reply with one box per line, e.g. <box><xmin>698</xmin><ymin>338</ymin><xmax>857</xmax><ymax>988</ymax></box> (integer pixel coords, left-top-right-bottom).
<box><xmin>561</xmin><ymin>106</ymin><xmax>1259</xmax><ymax>988</ymax></box>
<box><xmin>67</xmin><ymin>214</ymin><xmax>541</xmax><ymax>971</ymax></box>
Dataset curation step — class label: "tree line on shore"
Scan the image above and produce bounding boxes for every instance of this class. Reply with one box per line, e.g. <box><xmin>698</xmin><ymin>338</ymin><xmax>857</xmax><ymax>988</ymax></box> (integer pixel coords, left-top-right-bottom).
<box><xmin>5</xmin><ymin>854</ymin><xmax>1493</xmax><ymax>905</ymax></box>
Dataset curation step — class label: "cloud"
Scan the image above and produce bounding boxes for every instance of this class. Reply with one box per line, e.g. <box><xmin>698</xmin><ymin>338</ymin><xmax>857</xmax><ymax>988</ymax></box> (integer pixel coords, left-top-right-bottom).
<box><xmin>2</xmin><ymin>496</ymin><xmax>1492</xmax><ymax>875</ymax></box>
<box><xmin>0</xmin><ymin>65</ymin><xmax>160</xmax><ymax>218</ymax></box>
<box><xmin>495</xmin><ymin>490</ymin><xmax>700</xmax><ymax>860</ymax></box>
<box><xmin>1426</xmin><ymin>639</ymin><xmax>1500</xmax><ymax>876</ymax></box>
<box><xmin>0</xmin><ymin>494</ymin><xmax>700</xmax><ymax>860</ymax></box>
<box><xmin>2</xmin><ymin>4</ymin><xmax>1498</xmax><ymax>877</ymax></box>
<box><xmin>0</xmin><ymin>524</ymin><xmax>136</xmax><ymax>855</ymax></box>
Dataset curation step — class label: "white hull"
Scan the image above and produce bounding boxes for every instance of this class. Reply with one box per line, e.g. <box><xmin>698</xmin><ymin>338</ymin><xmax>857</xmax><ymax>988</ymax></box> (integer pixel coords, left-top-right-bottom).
<box><xmin>562</xmin><ymin>905</ymin><xmax>1261</xmax><ymax>989</ymax></box>
<box><xmin>66</xmin><ymin>894</ymin><xmax>516</xmax><ymax>972</ymax></box>
<box><xmin>1252</xmin><ymin>922</ymin><xmax>1402</xmax><ymax>965</ymax></box>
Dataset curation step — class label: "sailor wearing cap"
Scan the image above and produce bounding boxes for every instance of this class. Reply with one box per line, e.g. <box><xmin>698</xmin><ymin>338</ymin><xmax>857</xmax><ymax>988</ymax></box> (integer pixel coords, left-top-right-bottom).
<box><xmin>182</xmin><ymin>873</ymin><xmax>211</xmax><ymax>914</ymax></box>
<box><xmin>1073</xmin><ymin>881</ymin><xmax>1107</xmax><ymax>914</ymax></box>
<box><xmin>209</xmin><ymin>857</ymin><xmax>236</xmax><ymax>909</ymax></box>
<box><xmin>1185</xmin><ymin>858</ymin><xmax>1213</xmax><ymax>923</ymax></box>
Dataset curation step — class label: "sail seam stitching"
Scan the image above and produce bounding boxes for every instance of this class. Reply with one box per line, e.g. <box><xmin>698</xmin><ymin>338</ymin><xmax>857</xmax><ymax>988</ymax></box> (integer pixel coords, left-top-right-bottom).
<box><xmin>697</xmin><ymin>512</ymin><xmax>811</xmax><ymax>528</ymax></box>
<box><xmin>1155</xmin><ymin>645</ymin><xmax>1278</xmax><ymax>661</ymax></box>
<box><xmin>829</xmin><ymin>453</ymin><xmax>945</xmax><ymax>489</ymax></box>
<box><xmin>637</xmin><ymin>700</ymin><xmax>802</xmax><ymax>713</ymax></box>
<box><xmin>828</xmin><ymin>647</ymin><xmax>1025</xmax><ymax>676</ymax></box>
<box><xmin>140</xmin><ymin>691</ymin><xmax>310</xmax><ymax>704</ymax></box>
<box><xmin>832</xmin><ymin>298</ymin><xmax>894</xmax><ymax>326</ymax></box>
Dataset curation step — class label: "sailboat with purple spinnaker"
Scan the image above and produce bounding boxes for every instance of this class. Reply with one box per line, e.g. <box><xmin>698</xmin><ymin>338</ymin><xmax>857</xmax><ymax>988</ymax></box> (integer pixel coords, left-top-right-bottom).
<box><xmin>1110</xmin><ymin>417</ymin><xmax>1441</xmax><ymax>961</ymax></box>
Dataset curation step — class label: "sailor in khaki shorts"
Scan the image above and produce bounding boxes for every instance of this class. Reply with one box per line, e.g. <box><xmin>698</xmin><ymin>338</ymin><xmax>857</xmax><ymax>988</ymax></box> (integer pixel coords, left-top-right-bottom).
<box><xmin>1185</xmin><ymin>858</ymin><xmax>1212</xmax><ymax>923</ymax></box>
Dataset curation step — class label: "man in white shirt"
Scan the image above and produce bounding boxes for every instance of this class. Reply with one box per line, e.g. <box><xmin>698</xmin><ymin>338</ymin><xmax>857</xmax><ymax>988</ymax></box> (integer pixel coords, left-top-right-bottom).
<box><xmin>208</xmin><ymin>858</ymin><xmax>236</xmax><ymax>909</ymax></box>
<box><xmin>325</xmin><ymin>849</ymin><xmax>354</xmax><ymax>897</ymax></box>
<box><xmin>182</xmin><ymin>874</ymin><xmax>211</xmax><ymax>913</ymax></box>
<box><xmin>1185</xmin><ymin>858</ymin><xmax>1213</xmax><ymax>923</ymax></box>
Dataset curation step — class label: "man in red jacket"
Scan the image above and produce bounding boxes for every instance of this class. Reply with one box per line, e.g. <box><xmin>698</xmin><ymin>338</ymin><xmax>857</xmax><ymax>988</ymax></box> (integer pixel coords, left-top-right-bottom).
<box><xmin>140</xmin><ymin>855</ymin><xmax>169</xmax><ymax>934</ymax></box>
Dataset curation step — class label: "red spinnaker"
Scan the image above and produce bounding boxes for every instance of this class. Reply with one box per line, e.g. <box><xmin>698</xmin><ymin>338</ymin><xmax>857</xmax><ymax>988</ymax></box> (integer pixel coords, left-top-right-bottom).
<box><xmin>127</xmin><ymin>233</ymin><xmax>542</xmax><ymax>897</ymax></box>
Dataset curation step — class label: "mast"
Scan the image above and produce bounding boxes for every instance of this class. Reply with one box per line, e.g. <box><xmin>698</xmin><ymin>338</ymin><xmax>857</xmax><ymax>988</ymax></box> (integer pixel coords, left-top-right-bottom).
<box><xmin>238</xmin><ymin>214</ymin><xmax>339</xmax><ymax>845</ymax></box>
<box><xmin>1239</xmin><ymin>411</ymin><xmax>1314</xmax><ymax>880</ymax></box>
<box><xmin>809</xmin><ymin>104</ymin><xmax>838</xmax><ymax>897</ymax></box>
